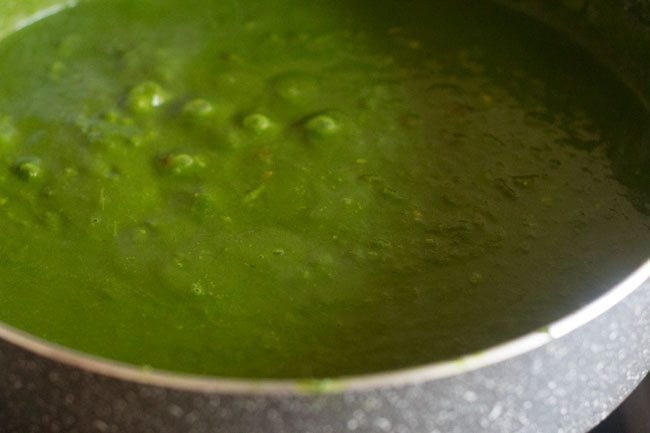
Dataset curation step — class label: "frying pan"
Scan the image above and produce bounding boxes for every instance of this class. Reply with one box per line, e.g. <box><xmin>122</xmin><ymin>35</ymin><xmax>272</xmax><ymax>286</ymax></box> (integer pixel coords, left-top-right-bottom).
<box><xmin>0</xmin><ymin>0</ymin><xmax>648</xmax><ymax>432</ymax></box>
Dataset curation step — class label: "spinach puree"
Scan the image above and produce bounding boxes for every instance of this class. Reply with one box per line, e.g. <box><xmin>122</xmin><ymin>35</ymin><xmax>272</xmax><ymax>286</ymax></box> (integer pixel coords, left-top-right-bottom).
<box><xmin>0</xmin><ymin>0</ymin><xmax>648</xmax><ymax>379</ymax></box>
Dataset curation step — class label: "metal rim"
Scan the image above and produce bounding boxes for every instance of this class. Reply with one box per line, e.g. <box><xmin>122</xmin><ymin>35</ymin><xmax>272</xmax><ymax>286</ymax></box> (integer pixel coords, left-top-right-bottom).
<box><xmin>1</xmin><ymin>259</ymin><xmax>648</xmax><ymax>395</ymax></box>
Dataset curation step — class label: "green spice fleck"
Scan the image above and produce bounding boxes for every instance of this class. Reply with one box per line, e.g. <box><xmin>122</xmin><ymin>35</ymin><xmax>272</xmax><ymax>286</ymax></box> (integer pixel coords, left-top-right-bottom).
<box><xmin>243</xmin><ymin>184</ymin><xmax>266</xmax><ymax>203</ymax></box>
<box><xmin>182</xmin><ymin>99</ymin><xmax>215</xmax><ymax>118</ymax></box>
<box><xmin>13</xmin><ymin>157</ymin><xmax>42</xmax><ymax>181</ymax></box>
<box><xmin>156</xmin><ymin>152</ymin><xmax>204</xmax><ymax>175</ymax></box>
<box><xmin>304</xmin><ymin>114</ymin><xmax>340</xmax><ymax>138</ymax></box>
<box><xmin>127</xmin><ymin>81</ymin><xmax>170</xmax><ymax>113</ymax></box>
<box><xmin>242</xmin><ymin>113</ymin><xmax>272</xmax><ymax>134</ymax></box>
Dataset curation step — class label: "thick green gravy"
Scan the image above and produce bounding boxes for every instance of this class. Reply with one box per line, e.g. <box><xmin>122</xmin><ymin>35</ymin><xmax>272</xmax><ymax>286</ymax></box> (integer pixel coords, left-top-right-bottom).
<box><xmin>0</xmin><ymin>0</ymin><xmax>648</xmax><ymax>379</ymax></box>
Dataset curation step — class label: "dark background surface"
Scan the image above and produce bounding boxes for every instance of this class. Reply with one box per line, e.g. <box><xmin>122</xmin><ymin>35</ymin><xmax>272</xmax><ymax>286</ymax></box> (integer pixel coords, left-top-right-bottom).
<box><xmin>591</xmin><ymin>374</ymin><xmax>650</xmax><ymax>433</ymax></box>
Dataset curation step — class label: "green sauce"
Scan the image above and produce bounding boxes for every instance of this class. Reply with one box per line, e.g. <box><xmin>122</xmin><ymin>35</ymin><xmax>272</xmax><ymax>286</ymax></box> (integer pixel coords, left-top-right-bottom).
<box><xmin>0</xmin><ymin>0</ymin><xmax>648</xmax><ymax>379</ymax></box>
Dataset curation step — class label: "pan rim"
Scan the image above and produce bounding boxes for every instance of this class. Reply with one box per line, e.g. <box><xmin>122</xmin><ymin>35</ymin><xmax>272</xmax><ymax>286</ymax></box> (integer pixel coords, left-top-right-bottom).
<box><xmin>1</xmin><ymin>259</ymin><xmax>648</xmax><ymax>395</ymax></box>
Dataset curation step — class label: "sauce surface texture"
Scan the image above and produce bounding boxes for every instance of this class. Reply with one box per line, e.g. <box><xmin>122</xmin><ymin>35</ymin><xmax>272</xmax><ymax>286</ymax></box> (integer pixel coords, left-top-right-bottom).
<box><xmin>0</xmin><ymin>0</ymin><xmax>648</xmax><ymax>378</ymax></box>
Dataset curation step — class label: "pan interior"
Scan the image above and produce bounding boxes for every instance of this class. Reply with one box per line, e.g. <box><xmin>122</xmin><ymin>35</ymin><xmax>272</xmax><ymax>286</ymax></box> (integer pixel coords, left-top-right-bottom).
<box><xmin>0</xmin><ymin>0</ymin><xmax>648</xmax><ymax>379</ymax></box>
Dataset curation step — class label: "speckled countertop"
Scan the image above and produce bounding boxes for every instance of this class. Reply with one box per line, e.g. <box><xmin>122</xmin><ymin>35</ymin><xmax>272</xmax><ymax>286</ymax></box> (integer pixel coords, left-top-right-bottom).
<box><xmin>591</xmin><ymin>373</ymin><xmax>650</xmax><ymax>433</ymax></box>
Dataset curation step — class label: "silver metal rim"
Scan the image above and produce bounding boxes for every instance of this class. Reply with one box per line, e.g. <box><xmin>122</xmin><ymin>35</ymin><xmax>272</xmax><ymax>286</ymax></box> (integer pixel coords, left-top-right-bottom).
<box><xmin>1</xmin><ymin>259</ymin><xmax>648</xmax><ymax>395</ymax></box>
